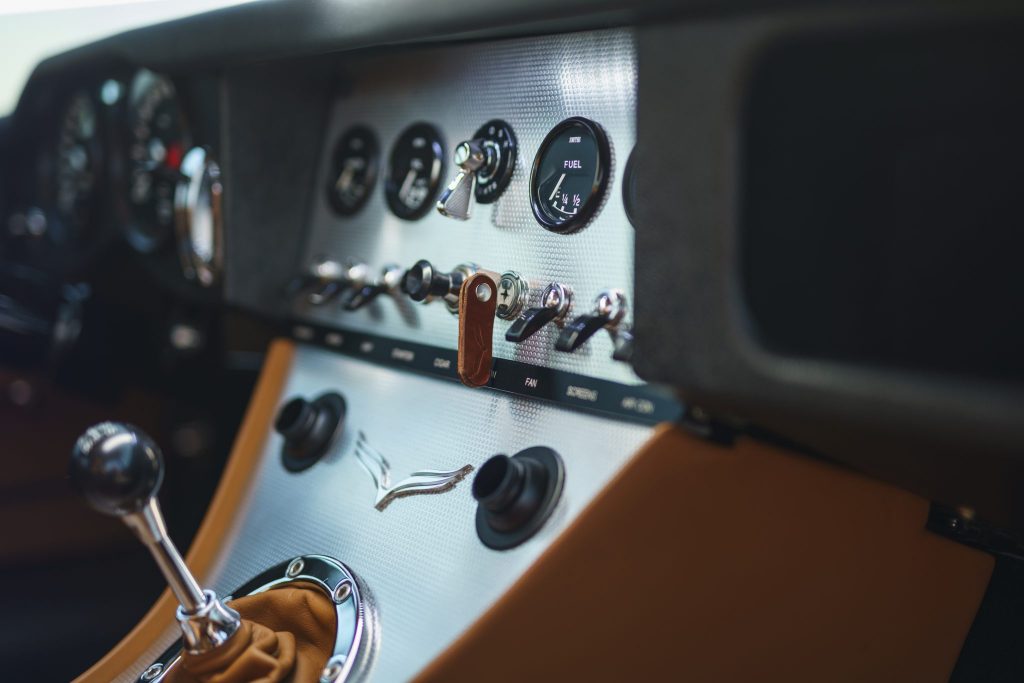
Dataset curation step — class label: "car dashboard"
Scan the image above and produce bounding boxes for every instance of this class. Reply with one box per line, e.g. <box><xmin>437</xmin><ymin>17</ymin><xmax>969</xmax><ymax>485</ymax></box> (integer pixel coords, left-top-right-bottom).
<box><xmin>2</xmin><ymin>1</ymin><xmax>1023</xmax><ymax>681</ymax></box>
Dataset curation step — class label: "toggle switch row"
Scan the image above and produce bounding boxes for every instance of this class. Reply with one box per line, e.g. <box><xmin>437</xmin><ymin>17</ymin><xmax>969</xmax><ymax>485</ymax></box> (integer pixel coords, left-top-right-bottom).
<box><xmin>286</xmin><ymin>259</ymin><xmax>404</xmax><ymax>311</ymax></box>
<box><xmin>287</xmin><ymin>257</ymin><xmax>635</xmax><ymax>361</ymax></box>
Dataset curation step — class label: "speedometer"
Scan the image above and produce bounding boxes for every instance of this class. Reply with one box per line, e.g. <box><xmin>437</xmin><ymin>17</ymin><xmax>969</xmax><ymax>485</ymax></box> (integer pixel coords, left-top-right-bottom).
<box><xmin>124</xmin><ymin>70</ymin><xmax>190</xmax><ymax>252</ymax></box>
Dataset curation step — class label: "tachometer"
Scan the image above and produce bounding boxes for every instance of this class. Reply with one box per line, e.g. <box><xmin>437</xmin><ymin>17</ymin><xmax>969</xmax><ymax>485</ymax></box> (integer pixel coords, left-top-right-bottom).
<box><xmin>124</xmin><ymin>70</ymin><xmax>190</xmax><ymax>252</ymax></box>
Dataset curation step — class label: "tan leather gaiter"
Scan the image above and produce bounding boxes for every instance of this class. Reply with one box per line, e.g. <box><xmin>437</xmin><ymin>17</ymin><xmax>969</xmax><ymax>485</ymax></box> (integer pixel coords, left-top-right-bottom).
<box><xmin>168</xmin><ymin>584</ymin><xmax>336</xmax><ymax>683</ymax></box>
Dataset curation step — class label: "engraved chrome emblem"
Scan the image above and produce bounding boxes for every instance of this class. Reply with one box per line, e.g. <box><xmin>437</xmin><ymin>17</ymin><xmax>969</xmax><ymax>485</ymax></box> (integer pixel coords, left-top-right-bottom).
<box><xmin>355</xmin><ymin>431</ymin><xmax>473</xmax><ymax>510</ymax></box>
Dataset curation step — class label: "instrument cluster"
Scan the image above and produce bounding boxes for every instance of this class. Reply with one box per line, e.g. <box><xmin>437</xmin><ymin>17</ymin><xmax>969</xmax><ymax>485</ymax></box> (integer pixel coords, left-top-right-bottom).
<box><xmin>290</xmin><ymin>29</ymin><xmax>642</xmax><ymax>390</ymax></box>
<box><xmin>298</xmin><ymin>112</ymin><xmax>636</xmax><ymax>370</ymax></box>
<box><xmin>4</xmin><ymin>67</ymin><xmax>222</xmax><ymax>288</ymax></box>
<box><xmin>325</xmin><ymin>115</ymin><xmax>631</xmax><ymax>234</ymax></box>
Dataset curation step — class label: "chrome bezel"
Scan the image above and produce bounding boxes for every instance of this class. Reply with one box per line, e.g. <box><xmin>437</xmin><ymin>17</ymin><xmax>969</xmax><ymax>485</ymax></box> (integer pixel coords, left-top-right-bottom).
<box><xmin>174</xmin><ymin>146</ymin><xmax>223</xmax><ymax>287</ymax></box>
<box><xmin>136</xmin><ymin>555</ymin><xmax>377</xmax><ymax>683</ymax></box>
<box><xmin>529</xmin><ymin>116</ymin><xmax>612</xmax><ymax>234</ymax></box>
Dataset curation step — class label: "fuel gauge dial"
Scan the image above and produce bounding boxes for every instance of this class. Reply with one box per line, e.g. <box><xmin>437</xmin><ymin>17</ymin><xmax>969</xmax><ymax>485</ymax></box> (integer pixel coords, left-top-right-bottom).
<box><xmin>530</xmin><ymin>117</ymin><xmax>611</xmax><ymax>234</ymax></box>
<box><xmin>385</xmin><ymin>122</ymin><xmax>445</xmax><ymax>221</ymax></box>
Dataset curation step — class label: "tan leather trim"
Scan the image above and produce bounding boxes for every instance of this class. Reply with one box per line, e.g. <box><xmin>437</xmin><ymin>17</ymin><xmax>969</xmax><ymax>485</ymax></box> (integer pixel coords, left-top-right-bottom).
<box><xmin>74</xmin><ymin>339</ymin><xmax>295</xmax><ymax>683</ymax></box>
<box><xmin>416</xmin><ymin>423</ymin><xmax>995</xmax><ymax>683</ymax></box>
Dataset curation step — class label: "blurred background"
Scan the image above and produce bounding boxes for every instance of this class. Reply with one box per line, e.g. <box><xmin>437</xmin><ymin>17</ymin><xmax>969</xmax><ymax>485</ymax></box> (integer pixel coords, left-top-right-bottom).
<box><xmin>0</xmin><ymin>1</ymin><xmax>256</xmax><ymax>114</ymax></box>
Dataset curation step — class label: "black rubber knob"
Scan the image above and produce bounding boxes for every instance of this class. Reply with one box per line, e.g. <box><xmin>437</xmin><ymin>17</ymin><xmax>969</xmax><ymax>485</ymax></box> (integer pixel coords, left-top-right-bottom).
<box><xmin>402</xmin><ymin>260</ymin><xmax>451</xmax><ymax>302</ymax></box>
<box><xmin>275</xmin><ymin>392</ymin><xmax>346</xmax><ymax>472</ymax></box>
<box><xmin>69</xmin><ymin>422</ymin><xmax>164</xmax><ymax>516</ymax></box>
<box><xmin>473</xmin><ymin>447</ymin><xmax>565</xmax><ymax>550</ymax></box>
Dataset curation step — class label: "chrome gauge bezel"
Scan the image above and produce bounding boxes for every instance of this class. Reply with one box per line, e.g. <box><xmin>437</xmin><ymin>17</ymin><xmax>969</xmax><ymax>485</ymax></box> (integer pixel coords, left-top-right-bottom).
<box><xmin>529</xmin><ymin>116</ymin><xmax>612</xmax><ymax>234</ymax></box>
<box><xmin>174</xmin><ymin>146</ymin><xmax>223</xmax><ymax>287</ymax></box>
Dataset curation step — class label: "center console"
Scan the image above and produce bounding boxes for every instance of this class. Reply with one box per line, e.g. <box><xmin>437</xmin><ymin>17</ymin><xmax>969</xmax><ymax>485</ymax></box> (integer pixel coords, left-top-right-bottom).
<box><xmin>80</xmin><ymin>28</ymin><xmax>683</xmax><ymax>683</ymax></box>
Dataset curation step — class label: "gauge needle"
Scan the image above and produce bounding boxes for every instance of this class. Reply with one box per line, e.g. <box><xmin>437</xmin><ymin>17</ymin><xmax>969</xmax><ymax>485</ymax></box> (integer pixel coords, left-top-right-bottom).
<box><xmin>336</xmin><ymin>165</ymin><xmax>356</xmax><ymax>193</ymax></box>
<box><xmin>399</xmin><ymin>168</ymin><xmax>417</xmax><ymax>201</ymax></box>
<box><xmin>548</xmin><ymin>172</ymin><xmax>566</xmax><ymax>201</ymax></box>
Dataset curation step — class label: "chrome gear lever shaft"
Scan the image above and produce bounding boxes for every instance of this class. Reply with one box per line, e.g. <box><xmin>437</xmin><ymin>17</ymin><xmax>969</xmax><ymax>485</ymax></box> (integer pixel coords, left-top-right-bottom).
<box><xmin>69</xmin><ymin>422</ymin><xmax>240</xmax><ymax>654</ymax></box>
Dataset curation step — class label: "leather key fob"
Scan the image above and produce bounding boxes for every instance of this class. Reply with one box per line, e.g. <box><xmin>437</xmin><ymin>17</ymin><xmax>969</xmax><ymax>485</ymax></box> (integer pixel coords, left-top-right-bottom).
<box><xmin>458</xmin><ymin>272</ymin><xmax>498</xmax><ymax>388</ymax></box>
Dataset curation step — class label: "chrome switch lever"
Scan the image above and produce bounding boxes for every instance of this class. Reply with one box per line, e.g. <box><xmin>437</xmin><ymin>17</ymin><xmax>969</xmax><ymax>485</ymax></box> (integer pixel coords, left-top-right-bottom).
<box><xmin>436</xmin><ymin>140</ymin><xmax>487</xmax><ymax>220</ymax></box>
<box><xmin>505</xmin><ymin>283</ymin><xmax>572</xmax><ymax>343</ymax></box>
<box><xmin>555</xmin><ymin>289</ymin><xmax>628</xmax><ymax>353</ymax></box>
<box><xmin>343</xmin><ymin>263</ymin><xmax>404</xmax><ymax>311</ymax></box>
<box><xmin>437</xmin><ymin>120</ymin><xmax>518</xmax><ymax>221</ymax></box>
<box><xmin>288</xmin><ymin>258</ymin><xmax>369</xmax><ymax>306</ymax></box>
<box><xmin>69</xmin><ymin>422</ymin><xmax>241</xmax><ymax>654</ymax></box>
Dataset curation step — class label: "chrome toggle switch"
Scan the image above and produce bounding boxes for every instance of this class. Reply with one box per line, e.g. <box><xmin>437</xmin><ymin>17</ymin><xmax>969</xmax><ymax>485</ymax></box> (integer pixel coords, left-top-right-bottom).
<box><xmin>288</xmin><ymin>258</ymin><xmax>370</xmax><ymax>306</ymax></box>
<box><xmin>343</xmin><ymin>263</ymin><xmax>404</xmax><ymax>311</ymax></box>
<box><xmin>436</xmin><ymin>120</ymin><xmax>518</xmax><ymax>221</ymax></box>
<box><xmin>555</xmin><ymin>289</ymin><xmax>628</xmax><ymax>353</ymax></box>
<box><xmin>505</xmin><ymin>282</ymin><xmax>572</xmax><ymax>343</ymax></box>
<box><xmin>436</xmin><ymin>140</ymin><xmax>487</xmax><ymax>220</ymax></box>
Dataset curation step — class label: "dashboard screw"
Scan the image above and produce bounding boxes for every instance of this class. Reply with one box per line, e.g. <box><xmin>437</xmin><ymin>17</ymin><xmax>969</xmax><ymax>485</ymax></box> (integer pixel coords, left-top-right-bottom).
<box><xmin>286</xmin><ymin>558</ymin><xmax>305</xmax><ymax>578</ymax></box>
<box><xmin>141</xmin><ymin>663</ymin><xmax>163</xmax><ymax>681</ymax></box>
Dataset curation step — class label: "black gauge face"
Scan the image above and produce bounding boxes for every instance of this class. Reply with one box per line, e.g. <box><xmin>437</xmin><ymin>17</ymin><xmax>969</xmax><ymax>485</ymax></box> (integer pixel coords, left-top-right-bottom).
<box><xmin>50</xmin><ymin>91</ymin><xmax>101</xmax><ymax>244</ymax></box>
<box><xmin>327</xmin><ymin>126</ymin><xmax>379</xmax><ymax>216</ymax></box>
<box><xmin>125</xmin><ymin>69</ymin><xmax>190</xmax><ymax>252</ymax></box>
<box><xmin>622</xmin><ymin>146</ymin><xmax>637</xmax><ymax>228</ymax></box>
<box><xmin>530</xmin><ymin>117</ymin><xmax>611</xmax><ymax>234</ymax></box>
<box><xmin>473</xmin><ymin>119</ymin><xmax>517</xmax><ymax>205</ymax></box>
<box><xmin>385</xmin><ymin>123</ymin><xmax>444</xmax><ymax>220</ymax></box>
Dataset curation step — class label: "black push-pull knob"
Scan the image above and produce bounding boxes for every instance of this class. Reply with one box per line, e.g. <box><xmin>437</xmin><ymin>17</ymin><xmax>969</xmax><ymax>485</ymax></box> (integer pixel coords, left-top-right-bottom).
<box><xmin>403</xmin><ymin>259</ymin><xmax>458</xmax><ymax>302</ymax></box>
<box><xmin>402</xmin><ymin>260</ymin><xmax>477</xmax><ymax>314</ymax></box>
<box><xmin>555</xmin><ymin>289</ymin><xmax>627</xmax><ymax>353</ymax></box>
<box><xmin>274</xmin><ymin>392</ymin><xmax>346</xmax><ymax>472</ymax></box>
<box><xmin>344</xmin><ymin>264</ymin><xmax>403</xmax><ymax>311</ymax></box>
<box><xmin>473</xmin><ymin>446</ymin><xmax>565</xmax><ymax>550</ymax></box>
<box><xmin>505</xmin><ymin>282</ymin><xmax>572</xmax><ymax>343</ymax></box>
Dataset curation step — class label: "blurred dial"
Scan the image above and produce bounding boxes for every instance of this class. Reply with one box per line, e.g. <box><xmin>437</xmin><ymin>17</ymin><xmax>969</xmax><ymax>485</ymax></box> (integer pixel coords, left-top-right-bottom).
<box><xmin>385</xmin><ymin>122</ymin><xmax>444</xmax><ymax>220</ymax></box>
<box><xmin>327</xmin><ymin>125</ymin><xmax>379</xmax><ymax>216</ymax></box>
<box><xmin>124</xmin><ymin>69</ymin><xmax>190</xmax><ymax>252</ymax></box>
<box><xmin>48</xmin><ymin>91</ymin><xmax>101</xmax><ymax>244</ymax></box>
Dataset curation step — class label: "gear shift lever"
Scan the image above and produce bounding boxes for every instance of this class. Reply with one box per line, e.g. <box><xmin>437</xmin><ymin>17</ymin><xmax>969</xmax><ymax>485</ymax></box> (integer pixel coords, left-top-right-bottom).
<box><xmin>69</xmin><ymin>422</ymin><xmax>241</xmax><ymax>654</ymax></box>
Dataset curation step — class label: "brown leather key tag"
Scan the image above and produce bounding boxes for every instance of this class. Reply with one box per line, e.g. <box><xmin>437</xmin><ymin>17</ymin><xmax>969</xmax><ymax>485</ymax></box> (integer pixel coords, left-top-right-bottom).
<box><xmin>458</xmin><ymin>272</ymin><xmax>498</xmax><ymax>388</ymax></box>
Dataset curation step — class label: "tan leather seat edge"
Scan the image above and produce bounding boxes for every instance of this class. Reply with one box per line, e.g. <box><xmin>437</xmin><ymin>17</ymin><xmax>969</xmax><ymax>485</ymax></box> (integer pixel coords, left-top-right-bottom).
<box><xmin>416</xmin><ymin>423</ymin><xmax>994</xmax><ymax>683</ymax></box>
<box><xmin>74</xmin><ymin>339</ymin><xmax>296</xmax><ymax>683</ymax></box>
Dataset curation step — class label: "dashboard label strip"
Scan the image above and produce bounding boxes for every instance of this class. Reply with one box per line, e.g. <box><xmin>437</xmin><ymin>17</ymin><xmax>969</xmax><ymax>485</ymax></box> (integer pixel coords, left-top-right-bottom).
<box><xmin>289</xmin><ymin>322</ymin><xmax>683</xmax><ymax>426</ymax></box>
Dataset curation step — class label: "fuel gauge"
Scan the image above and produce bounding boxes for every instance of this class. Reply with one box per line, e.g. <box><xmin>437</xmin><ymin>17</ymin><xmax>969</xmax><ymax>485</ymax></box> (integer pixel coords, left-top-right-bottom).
<box><xmin>530</xmin><ymin>117</ymin><xmax>611</xmax><ymax>234</ymax></box>
<box><xmin>385</xmin><ymin>122</ymin><xmax>444</xmax><ymax>221</ymax></box>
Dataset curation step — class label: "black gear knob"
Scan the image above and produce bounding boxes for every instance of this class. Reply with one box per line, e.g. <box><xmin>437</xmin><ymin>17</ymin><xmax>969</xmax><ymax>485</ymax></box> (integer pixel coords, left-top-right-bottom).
<box><xmin>69</xmin><ymin>422</ymin><xmax>164</xmax><ymax>516</ymax></box>
<box><xmin>69</xmin><ymin>421</ymin><xmax>240</xmax><ymax>651</ymax></box>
